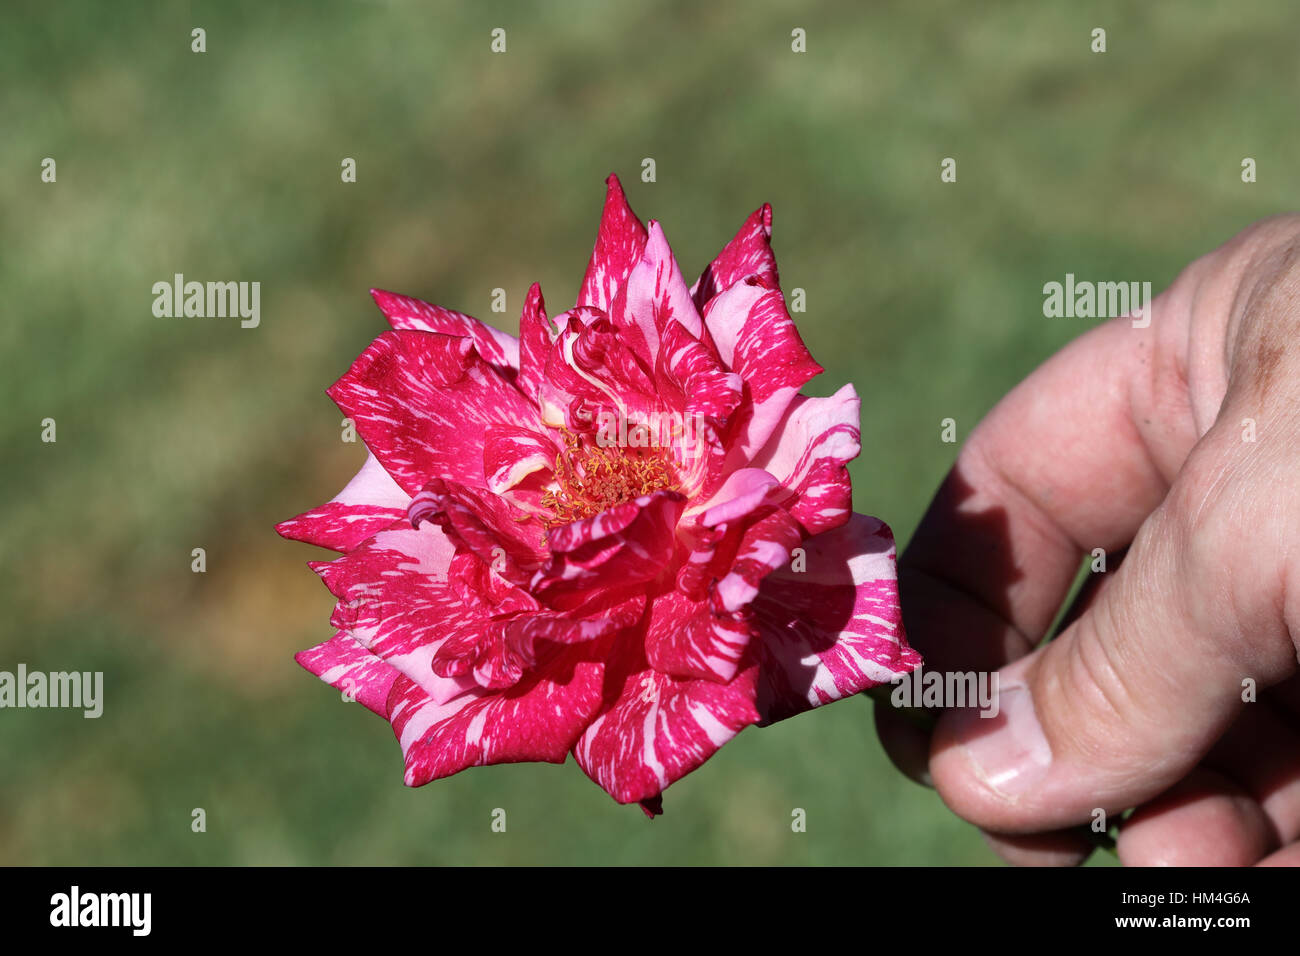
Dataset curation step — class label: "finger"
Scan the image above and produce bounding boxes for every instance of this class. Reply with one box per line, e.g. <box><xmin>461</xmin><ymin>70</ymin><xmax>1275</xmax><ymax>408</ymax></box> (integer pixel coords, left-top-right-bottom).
<box><xmin>981</xmin><ymin>828</ymin><xmax>1095</xmax><ymax>867</ymax></box>
<box><xmin>929</xmin><ymin>428</ymin><xmax>1299</xmax><ymax>833</ymax></box>
<box><xmin>880</xmin><ymin>297</ymin><xmax>1190</xmax><ymax>781</ymax></box>
<box><xmin>901</xmin><ymin>273</ymin><xmax>1201</xmax><ymax>677</ymax></box>
<box><xmin>882</xmin><ymin>552</ymin><xmax>1128</xmax><ymax>828</ymax></box>
<box><xmin>1117</xmin><ymin>769</ymin><xmax>1277</xmax><ymax>867</ymax></box>
<box><xmin>902</xmin><ymin>214</ymin><xmax>1299</xmax><ymax>680</ymax></box>
<box><xmin>881</xmin><ymin>289</ymin><xmax>1193</xmax><ymax>788</ymax></box>
<box><xmin>1204</xmin><ymin>703</ymin><xmax>1300</xmax><ymax>844</ymax></box>
<box><xmin>941</xmin><ymin>546</ymin><xmax>1120</xmax><ymax>843</ymax></box>
<box><xmin>874</xmin><ymin>707</ymin><xmax>933</xmax><ymax>786</ymax></box>
<box><xmin>1256</xmin><ymin>841</ymin><xmax>1300</xmax><ymax>866</ymax></box>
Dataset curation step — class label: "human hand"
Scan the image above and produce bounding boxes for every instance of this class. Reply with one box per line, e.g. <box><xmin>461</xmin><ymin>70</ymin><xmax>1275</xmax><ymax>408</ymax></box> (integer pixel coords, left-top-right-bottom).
<box><xmin>876</xmin><ymin>215</ymin><xmax>1300</xmax><ymax>866</ymax></box>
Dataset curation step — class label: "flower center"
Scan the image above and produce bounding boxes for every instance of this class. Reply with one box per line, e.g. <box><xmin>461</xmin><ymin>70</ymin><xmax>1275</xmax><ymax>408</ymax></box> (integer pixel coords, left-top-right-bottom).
<box><xmin>541</xmin><ymin>428</ymin><xmax>679</xmax><ymax>526</ymax></box>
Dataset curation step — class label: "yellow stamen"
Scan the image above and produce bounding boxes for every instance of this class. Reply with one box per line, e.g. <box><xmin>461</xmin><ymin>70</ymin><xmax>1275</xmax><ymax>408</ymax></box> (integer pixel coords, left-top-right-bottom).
<box><xmin>540</xmin><ymin>427</ymin><xmax>679</xmax><ymax>526</ymax></box>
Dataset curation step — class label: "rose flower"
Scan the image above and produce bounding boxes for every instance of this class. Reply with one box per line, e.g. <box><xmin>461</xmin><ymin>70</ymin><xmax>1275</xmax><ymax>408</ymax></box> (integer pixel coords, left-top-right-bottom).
<box><xmin>278</xmin><ymin>176</ymin><xmax>920</xmax><ymax>814</ymax></box>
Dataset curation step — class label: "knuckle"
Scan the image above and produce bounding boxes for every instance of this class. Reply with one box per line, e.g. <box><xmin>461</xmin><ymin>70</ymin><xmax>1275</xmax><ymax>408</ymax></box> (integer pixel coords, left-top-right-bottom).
<box><xmin>1162</xmin><ymin>434</ymin><xmax>1249</xmax><ymax>576</ymax></box>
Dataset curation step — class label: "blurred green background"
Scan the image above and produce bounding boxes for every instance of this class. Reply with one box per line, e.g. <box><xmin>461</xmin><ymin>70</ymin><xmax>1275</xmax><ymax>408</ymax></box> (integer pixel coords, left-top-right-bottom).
<box><xmin>1</xmin><ymin>0</ymin><xmax>1294</xmax><ymax>865</ymax></box>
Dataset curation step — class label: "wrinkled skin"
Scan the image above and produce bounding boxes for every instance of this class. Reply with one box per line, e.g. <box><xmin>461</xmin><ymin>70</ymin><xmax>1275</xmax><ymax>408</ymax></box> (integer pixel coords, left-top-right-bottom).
<box><xmin>281</xmin><ymin>176</ymin><xmax>919</xmax><ymax>811</ymax></box>
<box><xmin>877</xmin><ymin>215</ymin><xmax>1300</xmax><ymax>865</ymax></box>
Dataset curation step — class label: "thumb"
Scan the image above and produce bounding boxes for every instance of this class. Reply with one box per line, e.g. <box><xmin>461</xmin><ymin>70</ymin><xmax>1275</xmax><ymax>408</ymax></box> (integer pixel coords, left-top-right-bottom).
<box><xmin>928</xmin><ymin>435</ymin><xmax>1297</xmax><ymax>833</ymax></box>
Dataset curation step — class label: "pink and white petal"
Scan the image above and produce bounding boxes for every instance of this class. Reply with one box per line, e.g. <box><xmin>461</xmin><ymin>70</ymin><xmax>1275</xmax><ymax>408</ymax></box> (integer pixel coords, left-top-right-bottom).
<box><xmin>577</xmin><ymin>174</ymin><xmax>648</xmax><ymax>314</ymax></box>
<box><xmin>673</xmin><ymin>476</ymin><xmax>773</xmax><ymax>602</ymax></box>
<box><xmin>506</xmin><ymin>594</ymin><xmax>646</xmax><ymax>652</ymax></box>
<box><xmin>313</xmin><ymin>521</ymin><xmax>481</xmax><ymax>705</ymax></box>
<box><xmin>533</xmin><ymin>491</ymin><xmax>686</xmax><ymax>604</ymax></box>
<box><xmin>433</xmin><ymin>591</ymin><xmax>644</xmax><ymax>693</ymax></box>
<box><xmin>276</xmin><ymin>502</ymin><xmax>406</xmax><ymax>553</ymax></box>
<box><xmin>276</xmin><ymin>451</ymin><xmax>411</xmax><ymax>552</ymax></box>
<box><xmin>750</xmin><ymin>512</ymin><xmax>920</xmax><ymax>725</ymax></box>
<box><xmin>611</xmin><ymin>221</ymin><xmax>703</xmax><ymax>366</ymax></box>
<box><xmin>537</xmin><ymin>310</ymin><xmax>659</xmax><ymax>433</ymax></box>
<box><xmin>673</xmin><ymin>520</ymin><xmax>732</xmax><ymax>602</ymax></box>
<box><xmin>483</xmin><ymin>423</ymin><xmax>558</xmax><ymax>496</ymax></box>
<box><xmin>655</xmin><ymin>318</ymin><xmax>743</xmax><ymax>424</ymax></box>
<box><xmin>690</xmin><ymin>467</ymin><xmax>781</xmax><ymax>528</ymax></box>
<box><xmin>573</xmin><ymin>661</ymin><xmax>760</xmax><ymax>805</ymax></box>
<box><xmin>370</xmin><ymin>288</ymin><xmax>519</xmax><ymax>373</ymax></box>
<box><xmin>408</xmin><ymin>477</ymin><xmax>547</xmax><ymax>582</ymax></box>
<box><xmin>295</xmin><ymin>632</ymin><xmax>401</xmax><ymax>717</ymax></box>
<box><xmin>674</xmin><ymin>471</ymin><xmax>785</xmax><ymax>597</ymax></box>
<box><xmin>644</xmin><ymin>588</ymin><xmax>752</xmax><ymax>684</ymax></box>
<box><xmin>655</xmin><ymin>319</ymin><xmax>743</xmax><ymax>496</ymax></box>
<box><xmin>747</xmin><ymin>384</ymin><xmax>861</xmax><ymax>535</ymax></box>
<box><xmin>713</xmin><ymin>508</ymin><xmax>804</xmax><ymax>614</ymax></box>
<box><xmin>654</xmin><ymin>510</ymin><xmax>803</xmax><ymax>682</ymax></box>
<box><xmin>675</xmin><ymin>493</ymin><xmax>801</xmax><ymax>604</ymax></box>
<box><xmin>327</xmin><ymin>330</ymin><xmax>537</xmax><ymax>494</ymax></box>
<box><xmin>388</xmin><ymin>651</ymin><xmax>607</xmax><ymax>787</ymax></box>
<box><xmin>703</xmin><ymin>279</ymin><xmax>824</xmax><ymax>464</ymax></box>
<box><xmin>333</xmin><ymin>449</ymin><xmax>411</xmax><ymax>509</ymax></box>
<box><xmin>430</xmin><ymin>619</ymin><xmax>527</xmax><ymax>690</ymax></box>
<box><xmin>691</xmin><ymin>203</ymin><xmax>779</xmax><ymax>311</ymax></box>
<box><xmin>515</xmin><ymin>282</ymin><xmax>553</xmax><ymax>404</ymax></box>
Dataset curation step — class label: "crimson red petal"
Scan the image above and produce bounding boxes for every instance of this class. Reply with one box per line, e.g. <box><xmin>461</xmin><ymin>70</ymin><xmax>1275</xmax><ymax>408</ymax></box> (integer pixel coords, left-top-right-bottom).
<box><xmin>370</xmin><ymin>288</ymin><xmax>519</xmax><ymax>374</ymax></box>
<box><xmin>276</xmin><ymin>452</ymin><xmax>410</xmax><ymax>552</ymax></box>
<box><xmin>577</xmin><ymin>174</ymin><xmax>648</xmax><ymax>314</ymax></box>
<box><xmin>327</xmin><ymin>330</ymin><xmax>536</xmax><ymax>494</ymax></box>
<box><xmin>703</xmin><ymin>278</ymin><xmax>824</xmax><ymax>466</ymax></box>
<box><xmin>295</xmin><ymin>631</ymin><xmax>401</xmax><ymax>718</ymax></box>
<box><xmin>691</xmin><ymin>203</ymin><xmax>778</xmax><ymax>310</ymax></box>
<box><xmin>573</xmin><ymin>657</ymin><xmax>760</xmax><ymax>805</ymax></box>
<box><xmin>533</xmin><ymin>491</ymin><xmax>685</xmax><ymax>604</ymax></box>
<box><xmin>515</xmin><ymin>281</ymin><xmax>552</xmax><ymax>404</ymax></box>
<box><xmin>751</xmin><ymin>514</ymin><xmax>920</xmax><ymax>723</ymax></box>
<box><xmin>389</xmin><ymin>648</ymin><xmax>606</xmax><ymax>787</ymax></box>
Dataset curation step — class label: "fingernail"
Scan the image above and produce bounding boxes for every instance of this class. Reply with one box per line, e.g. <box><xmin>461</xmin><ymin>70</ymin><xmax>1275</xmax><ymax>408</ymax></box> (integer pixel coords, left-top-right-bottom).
<box><xmin>946</xmin><ymin>684</ymin><xmax>1051</xmax><ymax>799</ymax></box>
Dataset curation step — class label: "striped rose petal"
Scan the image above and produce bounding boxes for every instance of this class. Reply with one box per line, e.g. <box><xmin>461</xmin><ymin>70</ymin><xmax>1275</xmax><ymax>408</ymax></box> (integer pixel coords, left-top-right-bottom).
<box><xmin>653</xmin><ymin>318</ymin><xmax>743</xmax><ymax>497</ymax></box>
<box><xmin>408</xmin><ymin>476</ymin><xmax>547</xmax><ymax>584</ymax></box>
<box><xmin>751</xmin><ymin>513</ymin><xmax>920</xmax><ymax>724</ymax></box>
<box><xmin>390</xmin><ymin>648</ymin><xmax>607</xmax><ymax>788</ymax></box>
<box><xmin>651</xmin><ymin>509</ymin><xmax>802</xmax><ymax>684</ymax></box>
<box><xmin>295</xmin><ymin>631</ymin><xmax>401</xmax><ymax>718</ymax></box>
<box><xmin>573</xmin><ymin>653</ymin><xmax>760</xmax><ymax>806</ymax></box>
<box><xmin>310</xmin><ymin>521</ymin><xmax>481</xmax><ymax>704</ymax></box>
<box><xmin>690</xmin><ymin>202</ymin><xmax>779</xmax><ymax>311</ymax></box>
<box><xmin>328</xmin><ymin>330</ymin><xmax>536</xmax><ymax>494</ymax></box>
<box><xmin>370</xmin><ymin>288</ymin><xmax>519</xmax><ymax>374</ymax></box>
<box><xmin>275</xmin><ymin>451</ymin><xmax>411</xmax><ymax>552</ymax></box>
<box><xmin>537</xmin><ymin>308</ymin><xmax>660</xmax><ymax>432</ymax></box>
<box><xmin>482</xmin><ymin>423</ymin><xmax>558</xmax><ymax>498</ymax></box>
<box><xmin>703</xmin><ymin>277</ymin><xmax>824</xmax><ymax>468</ymax></box>
<box><xmin>609</xmin><ymin>221</ymin><xmax>703</xmax><ymax>368</ymax></box>
<box><xmin>577</xmin><ymin>174</ymin><xmax>648</xmax><ymax>315</ymax></box>
<box><xmin>748</xmin><ymin>384</ymin><xmax>861</xmax><ymax>536</ymax></box>
<box><xmin>515</xmin><ymin>282</ymin><xmax>552</xmax><ymax>405</ymax></box>
<box><xmin>533</xmin><ymin>491</ymin><xmax>685</xmax><ymax>603</ymax></box>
